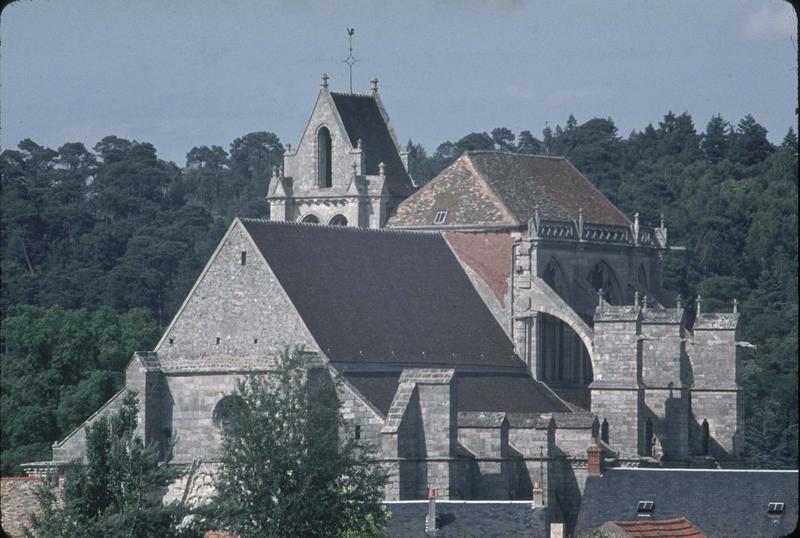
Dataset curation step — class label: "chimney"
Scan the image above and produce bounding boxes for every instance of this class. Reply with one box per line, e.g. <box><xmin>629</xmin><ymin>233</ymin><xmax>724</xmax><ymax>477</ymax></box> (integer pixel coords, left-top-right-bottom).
<box><xmin>425</xmin><ymin>487</ymin><xmax>437</xmax><ymax>534</ymax></box>
<box><xmin>532</xmin><ymin>481</ymin><xmax>544</xmax><ymax>508</ymax></box>
<box><xmin>587</xmin><ymin>436</ymin><xmax>604</xmax><ymax>476</ymax></box>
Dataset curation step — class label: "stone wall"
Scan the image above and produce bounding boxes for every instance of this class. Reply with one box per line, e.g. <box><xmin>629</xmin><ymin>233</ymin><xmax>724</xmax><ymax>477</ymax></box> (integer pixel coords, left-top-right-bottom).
<box><xmin>1</xmin><ymin>477</ymin><xmax>48</xmax><ymax>538</ymax></box>
<box><xmin>156</xmin><ymin>223</ymin><xmax>318</xmax><ymax>365</ymax></box>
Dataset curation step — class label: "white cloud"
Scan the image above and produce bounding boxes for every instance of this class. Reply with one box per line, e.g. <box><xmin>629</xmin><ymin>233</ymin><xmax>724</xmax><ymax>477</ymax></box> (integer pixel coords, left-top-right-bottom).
<box><xmin>743</xmin><ymin>3</ymin><xmax>797</xmax><ymax>40</ymax></box>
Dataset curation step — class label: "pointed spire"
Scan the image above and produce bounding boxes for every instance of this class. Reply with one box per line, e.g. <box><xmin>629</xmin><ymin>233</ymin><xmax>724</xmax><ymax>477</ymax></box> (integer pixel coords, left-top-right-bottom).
<box><xmin>320</xmin><ymin>73</ymin><xmax>329</xmax><ymax>89</ymax></box>
<box><xmin>634</xmin><ymin>290</ymin><xmax>640</xmax><ymax>309</ymax></box>
<box><xmin>597</xmin><ymin>288</ymin><xmax>605</xmax><ymax>311</ymax></box>
<box><xmin>660</xmin><ymin>213</ymin><xmax>665</xmax><ymax>229</ymax></box>
<box><xmin>633</xmin><ymin>211</ymin><xmax>640</xmax><ymax>245</ymax></box>
<box><xmin>676</xmin><ymin>294</ymin><xmax>682</xmax><ymax>310</ymax></box>
<box><xmin>696</xmin><ymin>295</ymin><xmax>702</xmax><ymax>316</ymax></box>
<box><xmin>577</xmin><ymin>207</ymin><xmax>585</xmax><ymax>241</ymax></box>
<box><xmin>378</xmin><ymin>161</ymin><xmax>385</xmax><ymax>179</ymax></box>
<box><xmin>732</xmin><ymin>298</ymin><xmax>738</xmax><ymax>314</ymax></box>
<box><xmin>357</xmin><ymin>138</ymin><xmax>363</xmax><ymax>150</ymax></box>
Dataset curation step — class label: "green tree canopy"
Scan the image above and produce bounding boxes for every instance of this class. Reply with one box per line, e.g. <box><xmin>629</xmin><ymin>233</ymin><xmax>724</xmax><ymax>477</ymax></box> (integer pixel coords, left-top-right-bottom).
<box><xmin>205</xmin><ymin>350</ymin><xmax>388</xmax><ymax>537</ymax></box>
<box><xmin>25</xmin><ymin>392</ymin><xmax>198</xmax><ymax>538</ymax></box>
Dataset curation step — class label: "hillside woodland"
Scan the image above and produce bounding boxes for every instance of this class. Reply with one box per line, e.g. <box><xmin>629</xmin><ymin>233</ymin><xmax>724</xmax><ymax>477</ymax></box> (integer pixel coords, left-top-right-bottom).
<box><xmin>1</xmin><ymin>114</ymin><xmax>796</xmax><ymax>474</ymax></box>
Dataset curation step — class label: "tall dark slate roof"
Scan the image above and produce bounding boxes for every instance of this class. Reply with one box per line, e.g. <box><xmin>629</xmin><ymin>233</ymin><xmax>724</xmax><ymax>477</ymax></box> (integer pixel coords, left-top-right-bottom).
<box><xmin>467</xmin><ymin>152</ymin><xmax>630</xmax><ymax>227</ymax></box>
<box><xmin>576</xmin><ymin>468</ymin><xmax>799</xmax><ymax>537</ymax></box>
<box><xmin>342</xmin><ymin>371</ymin><xmax>569</xmax><ymax>417</ymax></box>
<box><xmin>330</xmin><ymin>92</ymin><xmax>414</xmax><ymax>198</ymax></box>
<box><xmin>384</xmin><ymin>501</ymin><xmax>546</xmax><ymax>537</ymax></box>
<box><xmin>240</xmin><ymin>220</ymin><xmax>521</xmax><ymax>369</ymax></box>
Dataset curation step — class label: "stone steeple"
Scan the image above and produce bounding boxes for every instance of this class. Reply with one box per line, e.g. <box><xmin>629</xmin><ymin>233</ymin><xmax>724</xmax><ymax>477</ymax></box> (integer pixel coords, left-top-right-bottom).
<box><xmin>267</xmin><ymin>74</ymin><xmax>415</xmax><ymax>228</ymax></box>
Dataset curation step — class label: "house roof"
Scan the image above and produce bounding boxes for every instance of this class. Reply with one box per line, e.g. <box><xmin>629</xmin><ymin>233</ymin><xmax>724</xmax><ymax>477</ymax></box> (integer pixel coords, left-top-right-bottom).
<box><xmin>329</xmin><ymin>92</ymin><xmax>413</xmax><ymax>198</ymax></box>
<box><xmin>239</xmin><ymin>219</ymin><xmax>522</xmax><ymax>369</ymax></box>
<box><xmin>388</xmin><ymin>151</ymin><xmax>630</xmax><ymax>228</ymax></box>
<box><xmin>341</xmin><ymin>370</ymin><xmax>570</xmax><ymax>417</ymax></box>
<box><xmin>383</xmin><ymin>501</ymin><xmax>546</xmax><ymax>537</ymax></box>
<box><xmin>468</xmin><ymin>152</ymin><xmax>630</xmax><ymax>226</ymax></box>
<box><xmin>576</xmin><ymin>468</ymin><xmax>799</xmax><ymax>538</ymax></box>
<box><xmin>601</xmin><ymin>517</ymin><xmax>707</xmax><ymax>538</ymax></box>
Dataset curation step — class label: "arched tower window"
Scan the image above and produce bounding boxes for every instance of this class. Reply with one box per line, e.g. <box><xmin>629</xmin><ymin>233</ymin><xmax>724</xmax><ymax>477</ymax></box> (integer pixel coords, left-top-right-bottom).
<box><xmin>328</xmin><ymin>214</ymin><xmax>348</xmax><ymax>226</ymax></box>
<box><xmin>300</xmin><ymin>214</ymin><xmax>320</xmax><ymax>224</ymax></box>
<box><xmin>317</xmin><ymin>126</ymin><xmax>333</xmax><ymax>188</ymax></box>
<box><xmin>701</xmin><ymin>419</ymin><xmax>710</xmax><ymax>455</ymax></box>
<box><xmin>601</xmin><ymin>419</ymin><xmax>609</xmax><ymax>444</ymax></box>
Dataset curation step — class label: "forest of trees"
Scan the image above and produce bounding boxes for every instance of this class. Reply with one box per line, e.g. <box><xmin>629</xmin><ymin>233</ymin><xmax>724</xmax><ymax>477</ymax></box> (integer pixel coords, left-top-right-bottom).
<box><xmin>1</xmin><ymin>111</ymin><xmax>797</xmax><ymax>474</ymax></box>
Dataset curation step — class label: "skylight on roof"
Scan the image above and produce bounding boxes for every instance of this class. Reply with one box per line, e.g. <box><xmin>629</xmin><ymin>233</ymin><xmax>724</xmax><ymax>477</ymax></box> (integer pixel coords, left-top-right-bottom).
<box><xmin>636</xmin><ymin>501</ymin><xmax>655</xmax><ymax>514</ymax></box>
<box><xmin>434</xmin><ymin>210</ymin><xmax>448</xmax><ymax>225</ymax></box>
<box><xmin>768</xmin><ymin>502</ymin><xmax>785</xmax><ymax>514</ymax></box>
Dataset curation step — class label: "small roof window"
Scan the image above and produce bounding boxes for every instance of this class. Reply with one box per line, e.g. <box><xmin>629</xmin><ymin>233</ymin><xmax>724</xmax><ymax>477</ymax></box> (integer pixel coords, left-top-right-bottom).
<box><xmin>434</xmin><ymin>210</ymin><xmax>448</xmax><ymax>225</ymax></box>
<box><xmin>636</xmin><ymin>500</ymin><xmax>655</xmax><ymax>514</ymax></box>
<box><xmin>768</xmin><ymin>502</ymin><xmax>785</xmax><ymax>514</ymax></box>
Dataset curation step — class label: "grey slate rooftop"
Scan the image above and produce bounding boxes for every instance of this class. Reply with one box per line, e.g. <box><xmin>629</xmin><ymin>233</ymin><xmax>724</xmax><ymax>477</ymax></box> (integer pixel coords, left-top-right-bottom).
<box><xmin>384</xmin><ymin>501</ymin><xmax>546</xmax><ymax>537</ymax></box>
<box><xmin>467</xmin><ymin>151</ymin><xmax>630</xmax><ymax>226</ymax></box>
<box><xmin>329</xmin><ymin>92</ymin><xmax>413</xmax><ymax>197</ymax></box>
<box><xmin>575</xmin><ymin>468</ymin><xmax>799</xmax><ymax>538</ymax></box>
<box><xmin>240</xmin><ymin>219</ymin><xmax>522</xmax><ymax>369</ymax></box>
<box><xmin>342</xmin><ymin>370</ymin><xmax>570</xmax><ymax>417</ymax></box>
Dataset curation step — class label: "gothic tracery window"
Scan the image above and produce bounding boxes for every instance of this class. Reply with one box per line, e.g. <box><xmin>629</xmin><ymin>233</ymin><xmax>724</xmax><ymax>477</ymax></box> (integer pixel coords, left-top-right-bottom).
<box><xmin>300</xmin><ymin>214</ymin><xmax>320</xmax><ymax>224</ymax></box>
<box><xmin>589</xmin><ymin>261</ymin><xmax>621</xmax><ymax>305</ymax></box>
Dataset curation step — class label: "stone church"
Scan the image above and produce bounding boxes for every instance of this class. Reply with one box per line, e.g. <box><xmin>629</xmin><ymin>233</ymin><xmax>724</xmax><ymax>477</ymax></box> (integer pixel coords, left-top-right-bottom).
<box><xmin>37</xmin><ymin>75</ymin><xmax>744</xmax><ymax>533</ymax></box>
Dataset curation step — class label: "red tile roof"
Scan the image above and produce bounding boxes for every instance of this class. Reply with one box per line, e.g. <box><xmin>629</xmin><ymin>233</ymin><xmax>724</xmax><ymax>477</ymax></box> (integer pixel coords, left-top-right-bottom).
<box><xmin>609</xmin><ymin>517</ymin><xmax>706</xmax><ymax>538</ymax></box>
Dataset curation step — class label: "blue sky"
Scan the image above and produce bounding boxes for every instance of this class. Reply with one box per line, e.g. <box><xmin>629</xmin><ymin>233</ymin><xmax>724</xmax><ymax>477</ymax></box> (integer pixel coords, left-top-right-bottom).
<box><xmin>1</xmin><ymin>0</ymin><xmax>796</xmax><ymax>164</ymax></box>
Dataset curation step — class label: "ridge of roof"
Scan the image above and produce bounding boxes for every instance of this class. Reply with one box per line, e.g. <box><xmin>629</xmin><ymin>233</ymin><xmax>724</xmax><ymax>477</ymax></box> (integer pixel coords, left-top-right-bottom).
<box><xmin>464</xmin><ymin>150</ymin><xmax>568</xmax><ymax>160</ymax></box>
<box><xmin>329</xmin><ymin>91</ymin><xmax>375</xmax><ymax>100</ymax></box>
<box><xmin>464</xmin><ymin>152</ymin><xmax>522</xmax><ymax>225</ymax></box>
<box><xmin>466</xmin><ymin>151</ymin><xmax>630</xmax><ymax>226</ymax></box>
<box><xmin>238</xmin><ymin>217</ymin><xmax>438</xmax><ymax>237</ymax></box>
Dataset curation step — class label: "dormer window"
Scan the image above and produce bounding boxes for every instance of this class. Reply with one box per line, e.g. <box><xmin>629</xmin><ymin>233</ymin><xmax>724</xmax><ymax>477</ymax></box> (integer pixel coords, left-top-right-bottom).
<box><xmin>768</xmin><ymin>502</ymin><xmax>785</xmax><ymax>515</ymax></box>
<box><xmin>434</xmin><ymin>210</ymin><xmax>448</xmax><ymax>224</ymax></box>
<box><xmin>636</xmin><ymin>500</ymin><xmax>655</xmax><ymax>514</ymax></box>
<box><xmin>317</xmin><ymin>126</ymin><xmax>333</xmax><ymax>188</ymax></box>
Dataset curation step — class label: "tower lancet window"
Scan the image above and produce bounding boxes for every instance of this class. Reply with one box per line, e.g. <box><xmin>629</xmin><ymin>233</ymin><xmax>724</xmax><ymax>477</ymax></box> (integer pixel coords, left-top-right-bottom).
<box><xmin>317</xmin><ymin>126</ymin><xmax>333</xmax><ymax>188</ymax></box>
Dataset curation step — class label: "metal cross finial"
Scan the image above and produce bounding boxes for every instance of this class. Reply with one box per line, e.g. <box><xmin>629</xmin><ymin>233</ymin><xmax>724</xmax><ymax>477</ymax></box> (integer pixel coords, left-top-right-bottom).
<box><xmin>344</xmin><ymin>28</ymin><xmax>357</xmax><ymax>94</ymax></box>
<box><xmin>321</xmin><ymin>73</ymin><xmax>329</xmax><ymax>89</ymax></box>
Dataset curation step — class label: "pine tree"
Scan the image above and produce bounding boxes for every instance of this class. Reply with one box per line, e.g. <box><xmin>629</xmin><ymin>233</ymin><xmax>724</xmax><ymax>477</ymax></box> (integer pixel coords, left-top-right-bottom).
<box><xmin>701</xmin><ymin>114</ymin><xmax>730</xmax><ymax>164</ymax></box>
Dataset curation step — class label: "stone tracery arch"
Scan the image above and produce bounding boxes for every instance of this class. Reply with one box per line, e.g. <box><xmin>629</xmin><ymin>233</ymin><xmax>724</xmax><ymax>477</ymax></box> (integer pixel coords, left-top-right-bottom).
<box><xmin>328</xmin><ymin>214</ymin><xmax>348</xmax><ymax>226</ymax></box>
<box><xmin>589</xmin><ymin>261</ymin><xmax>622</xmax><ymax>305</ymax></box>
<box><xmin>300</xmin><ymin>213</ymin><xmax>321</xmax><ymax>224</ymax></box>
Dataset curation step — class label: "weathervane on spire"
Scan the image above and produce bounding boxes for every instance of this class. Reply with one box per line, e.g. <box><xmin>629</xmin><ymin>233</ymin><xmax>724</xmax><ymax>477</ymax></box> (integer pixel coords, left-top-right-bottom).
<box><xmin>344</xmin><ymin>28</ymin><xmax>357</xmax><ymax>94</ymax></box>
